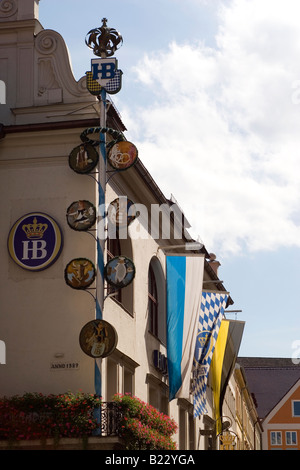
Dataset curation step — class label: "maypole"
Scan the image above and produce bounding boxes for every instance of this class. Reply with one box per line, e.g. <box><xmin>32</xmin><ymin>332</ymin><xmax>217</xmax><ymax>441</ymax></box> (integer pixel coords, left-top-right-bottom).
<box><xmin>85</xmin><ymin>18</ymin><xmax>123</xmax><ymax>397</ymax></box>
<box><xmin>66</xmin><ymin>18</ymin><xmax>138</xmax><ymax>435</ymax></box>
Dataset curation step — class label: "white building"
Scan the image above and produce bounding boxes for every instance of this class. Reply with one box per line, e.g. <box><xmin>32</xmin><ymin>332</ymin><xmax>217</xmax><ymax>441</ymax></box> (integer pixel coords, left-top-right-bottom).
<box><xmin>0</xmin><ymin>0</ymin><xmax>240</xmax><ymax>450</ymax></box>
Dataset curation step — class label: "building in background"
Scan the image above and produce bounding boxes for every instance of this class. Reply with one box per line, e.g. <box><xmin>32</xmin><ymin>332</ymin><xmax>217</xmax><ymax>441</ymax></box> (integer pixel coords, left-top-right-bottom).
<box><xmin>0</xmin><ymin>0</ymin><xmax>249</xmax><ymax>450</ymax></box>
<box><xmin>237</xmin><ymin>357</ymin><xmax>300</xmax><ymax>450</ymax></box>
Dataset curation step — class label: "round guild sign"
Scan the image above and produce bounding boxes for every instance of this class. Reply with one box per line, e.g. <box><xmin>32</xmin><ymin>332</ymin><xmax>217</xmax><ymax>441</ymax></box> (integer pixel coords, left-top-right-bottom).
<box><xmin>66</xmin><ymin>200</ymin><xmax>96</xmax><ymax>231</ymax></box>
<box><xmin>107</xmin><ymin>197</ymin><xmax>137</xmax><ymax>230</ymax></box>
<box><xmin>7</xmin><ymin>212</ymin><xmax>63</xmax><ymax>271</ymax></box>
<box><xmin>69</xmin><ymin>143</ymin><xmax>99</xmax><ymax>174</ymax></box>
<box><xmin>108</xmin><ymin>141</ymin><xmax>138</xmax><ymax>170</ymax></box>
<box><xmin>104</xmin><ymin>256</ymin><xmax>135</xmax><ymax>288</ymax></box>
<box><xmin>64</xmin><ymin>258</ymin><xmax>96</xmax><ymax>290</ymax></box>
<box><xmin>79</xmin><ymin>319</ymin><xmax>118</xmax><ymax>358</ymax></box>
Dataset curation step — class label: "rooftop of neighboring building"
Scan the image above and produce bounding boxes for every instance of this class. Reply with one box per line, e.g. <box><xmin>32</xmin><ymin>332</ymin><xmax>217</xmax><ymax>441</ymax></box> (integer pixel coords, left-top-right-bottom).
<box><xmin>237</xmin><ymin>357</ymin><xmax>300</xmax><ymax>420</ymax></box>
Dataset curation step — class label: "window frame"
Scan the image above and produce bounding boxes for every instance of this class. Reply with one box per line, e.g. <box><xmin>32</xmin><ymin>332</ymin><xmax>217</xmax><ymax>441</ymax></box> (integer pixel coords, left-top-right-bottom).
<box><xmin>286</xmin><ymin>431</ymin><xmax>297</xmax><ymax>446</ymax></box>
<box><xmin>148</xmin><ymin>262</ymin><xmax>158</xmax><ymax>337</ymax></box>
<box><xmin>147</xmin><ymin>257</ymin><xmax>166</xmax><ymax>343</ymax></box>
<box><xmin>292</xmin><ymin>400</ymin><xmax>300</xmax><ymax>417</ymax></box>
<box><xmin>270</xmin><ymin>431</ymin><xmax>282</xmax><ymax>446</ymax></box>
<box><xmin>107</xmin><ymin>235</ymin><xmax>122</xmax><ymax>303</ymax></box>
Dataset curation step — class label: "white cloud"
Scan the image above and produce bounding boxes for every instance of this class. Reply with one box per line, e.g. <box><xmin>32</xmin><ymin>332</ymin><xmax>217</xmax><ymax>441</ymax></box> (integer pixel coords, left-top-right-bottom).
<box><xmin>121</xmin><ymin>0</ymin><xmax>300</xmax><ymax>256</ymax></box>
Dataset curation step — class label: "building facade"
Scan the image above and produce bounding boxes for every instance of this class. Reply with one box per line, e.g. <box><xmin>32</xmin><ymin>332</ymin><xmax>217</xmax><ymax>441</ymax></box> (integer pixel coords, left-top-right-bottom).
<box><xmin>0</xmin><ymin>0</ymin><xmax>249</xmax><ymax>450</ymax></box>
<box><xmin>263</xmin><ymin>377</ymin><xmax>300</xmax><ymax>450</ymax></box>
<box><xmin>238</xmin><ymin>357</ymin><xmax>300</xmax><ymax>450</ymax></box>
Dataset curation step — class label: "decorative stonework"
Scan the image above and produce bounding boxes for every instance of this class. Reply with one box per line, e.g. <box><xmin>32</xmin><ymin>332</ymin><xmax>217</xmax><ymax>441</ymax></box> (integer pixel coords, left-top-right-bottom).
<box><xmin>35</xmin><ymin>31</ymin><xmax>58</xmax><ymax>55</ymax></box>
<box><xmin>0</xmin><ymin>0</ymin><xmax>17</xmax><ymax>18</ymax></box>
<box><xmin>38</xmin><ymin>59</ymin><xmax>60</xmax><ymax>97</ymax></box>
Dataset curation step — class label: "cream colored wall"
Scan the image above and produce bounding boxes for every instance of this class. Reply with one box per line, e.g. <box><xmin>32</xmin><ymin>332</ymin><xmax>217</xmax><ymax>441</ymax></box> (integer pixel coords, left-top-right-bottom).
<box><xmin>0</xmin><ymin>128</ymin><xmax>97</xmax><ymax>396</ymax></box>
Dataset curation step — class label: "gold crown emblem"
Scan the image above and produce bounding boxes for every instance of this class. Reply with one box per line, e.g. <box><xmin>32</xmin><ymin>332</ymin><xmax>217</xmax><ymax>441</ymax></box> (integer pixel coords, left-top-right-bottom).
<box><xmin>22</xmin><ymin>217</ymin><xmax>48</xmax><ymax>239</ymax></box>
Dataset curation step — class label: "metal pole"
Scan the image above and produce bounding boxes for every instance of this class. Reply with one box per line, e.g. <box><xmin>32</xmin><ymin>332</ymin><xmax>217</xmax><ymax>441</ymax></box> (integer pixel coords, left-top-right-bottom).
<box><xmin>95</xmin><ymin>86</ymin><xmax>107</xmax><ymax>397</ymax></box>
<box><xmin>85</xmin><ymin>18</ymin><xmax>123</xmax><ymax>433</ymax></box>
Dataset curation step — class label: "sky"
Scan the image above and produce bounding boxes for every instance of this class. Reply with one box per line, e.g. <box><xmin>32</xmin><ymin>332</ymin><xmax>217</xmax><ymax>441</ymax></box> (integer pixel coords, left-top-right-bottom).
<box><xmin>39</xmin><ymin>0</ymin><xmax>300</xmax><ymax>359</ymax></box>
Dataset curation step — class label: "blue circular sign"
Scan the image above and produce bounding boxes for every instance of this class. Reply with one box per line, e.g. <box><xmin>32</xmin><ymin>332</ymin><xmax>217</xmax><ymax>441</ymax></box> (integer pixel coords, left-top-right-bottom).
<box><xmin>8</xmin><ymin>212</ymin><xmax>63</xmax><ymax>271</ymax></box>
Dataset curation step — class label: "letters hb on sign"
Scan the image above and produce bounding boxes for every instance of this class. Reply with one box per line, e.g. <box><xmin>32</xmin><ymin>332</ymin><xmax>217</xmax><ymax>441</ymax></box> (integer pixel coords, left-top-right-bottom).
<box><xmin>91</xmin><ymin>58</ymin><xmax>117</xmax><ymax>86</ymax></box>
<box><xmin>22</xmin><ymin>240</ymin><xmax>47</xmax><ymax>260</ymax></box>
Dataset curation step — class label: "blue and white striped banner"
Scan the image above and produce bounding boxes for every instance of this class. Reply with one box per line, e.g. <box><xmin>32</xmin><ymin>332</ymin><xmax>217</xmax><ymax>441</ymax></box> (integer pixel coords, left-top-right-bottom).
<box><xmin>192</xmin><ymin>291</ymin><xmax>229</xmax><ymax>417</ymax></box>
<box><xmin>166</xmin><ymin>254</ymin><xmax>205</xmax><ymax>401</ymax></box>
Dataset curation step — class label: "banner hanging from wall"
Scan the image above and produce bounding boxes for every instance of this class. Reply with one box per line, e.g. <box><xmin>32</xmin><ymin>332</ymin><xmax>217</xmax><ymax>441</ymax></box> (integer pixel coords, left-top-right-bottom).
<box><xmin>192</xmin><ymin>291</ymin><xmax>229</xmax><ymax>418</ymax></box>
<box><xmin>166</xmin><ymin>254</ymin><xmax>205</xmax><ymax>401</ymax></box>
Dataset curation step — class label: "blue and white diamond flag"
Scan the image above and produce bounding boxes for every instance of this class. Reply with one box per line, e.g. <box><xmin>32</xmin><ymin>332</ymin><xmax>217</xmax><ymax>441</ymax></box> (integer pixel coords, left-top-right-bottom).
<box><xmin>192</xmin><ymin>291</ymin><xmax>229</xmax><ymax>417</ymax></box>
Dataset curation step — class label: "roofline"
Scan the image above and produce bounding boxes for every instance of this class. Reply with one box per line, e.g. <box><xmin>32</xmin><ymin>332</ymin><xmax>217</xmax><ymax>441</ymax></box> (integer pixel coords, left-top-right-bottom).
<box><xmin>0</xmin><ymin>116</ymin><xmax>231</xmax><ymax>300</ymax></box>
<box><xmin>263</xmin><ymin>376</ymin><xmax>300</xmax><ymax>424</ymax></box>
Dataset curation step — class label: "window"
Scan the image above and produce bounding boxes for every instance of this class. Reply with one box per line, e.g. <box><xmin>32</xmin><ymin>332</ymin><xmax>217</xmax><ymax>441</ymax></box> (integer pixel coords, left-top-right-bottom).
<box><xmin>147</xmin><ymin>374</ymin><xmax>168</xmax><ymax>415</ymax></box>
<box><xmin>107</xmin><ymin>235</ymin><xmax>122</xmax><ymax>303</ymax></box>
<box><xmin>105</xmin><ymin>351</ymin><xmax>137</xmax><ymax>400</ymax></box>
<box><xmin>148</xmin><ymin>257</ymin><xmax>166</xmax><ymax>342</ymax></box>
<box><xmin>106</xmin><ymin>233</ymin><xmax>134</xmax><ymax>314</ymax></box>
<box><xmin>292</xmin><ymin>400</ymin><xmax>300</xmax><ymax>417</ymax></box>
<box><xmin>286</xmin><ymin>431</ymin><xmax>297</xmax><ymax>446</ymax></box>
<box><xmin>148</xmin><ymin>263</ymin><xmax>158</xmax><ymax>336</ymax></box>
<box><xmin>270</xmin><ymin>431</ymin><xmax>282</xmax><ymax>446</ymax></box>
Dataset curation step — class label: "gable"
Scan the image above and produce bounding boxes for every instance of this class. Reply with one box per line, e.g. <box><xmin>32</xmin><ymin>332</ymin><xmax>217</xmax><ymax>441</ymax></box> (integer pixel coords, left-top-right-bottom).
<box><xmin>265</xmin><ymin>378</ymin><xmax>300</xmax><ymax>424</ymax></box>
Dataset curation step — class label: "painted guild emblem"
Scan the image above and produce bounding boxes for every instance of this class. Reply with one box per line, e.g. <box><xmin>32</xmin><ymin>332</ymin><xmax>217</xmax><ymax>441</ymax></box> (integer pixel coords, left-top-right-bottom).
<box><xmin>108</xmin><ymin>141</ymin><xmax>138</xmax><ymax>170</ymax></box>
<box><xmin>104</xmin><ymin>256</ymin><xmax>135</xmax><ymax>288</ymax></box>
<box><xmin>7</xmin><ymin>213</ymin><xmax>63</xmax><ymax>271</ymax></box>
<box><xmin>64</xmin><ymin>258</ymin><xmax>96</xmax><ymax>290</ymax></box>
<box><xmin>79</xmin><ymin>319</ymin><xmax>118</xmax><ymax>358</ymax></box>
<box><xmin>69</xmin><ymin>143</ymin><xmax>98</xmax><ymax>174</ymax></box>
<box><xmin>107</xmin><ymin>197</ymin><xmax>137</xmax><ymax>231</ymax></box>
<box><xmin>66</xmin><ymin>200</ymin><xmax>96</xmax><ymax>231</ymax></box>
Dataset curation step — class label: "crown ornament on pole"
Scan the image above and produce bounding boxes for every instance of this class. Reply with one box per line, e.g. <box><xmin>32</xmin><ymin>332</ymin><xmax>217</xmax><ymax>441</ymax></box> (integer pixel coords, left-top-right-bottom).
<box><xmin>85</xmin><ymin>18</ymin><xmax>123</xmax><ymax>58</ymax></box>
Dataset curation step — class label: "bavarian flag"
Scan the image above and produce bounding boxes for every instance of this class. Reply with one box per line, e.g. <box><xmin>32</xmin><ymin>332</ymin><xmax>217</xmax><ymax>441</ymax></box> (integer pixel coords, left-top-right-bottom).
<box><xmin>192</xmin><ymin>291</ymin><xmax>229</xmax><ymax>417</ymax></box>
<box><xmin>166</xmin><ymin>254</ymin><xmax>205</xmax><ymax>401</ymax></box>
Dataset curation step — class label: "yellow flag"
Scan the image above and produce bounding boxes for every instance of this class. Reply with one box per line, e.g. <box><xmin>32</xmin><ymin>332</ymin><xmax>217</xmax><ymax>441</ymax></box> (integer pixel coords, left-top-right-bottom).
<box><xmin>211</xmin><ymin>320</ymin><xmax>229</xmax><ymax>436</ymax></box>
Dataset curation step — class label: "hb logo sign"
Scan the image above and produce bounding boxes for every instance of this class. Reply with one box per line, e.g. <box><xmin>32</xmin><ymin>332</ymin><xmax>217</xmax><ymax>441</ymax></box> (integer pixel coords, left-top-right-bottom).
<box><xmin>8</xmin><ymin>213</ymin><xmax>63</xmax><ymax>271</ymax></box>
<box><xmin>88</xmin><ymin>58</ymin><xmax>122</xmax><ymax>95</ymax></box>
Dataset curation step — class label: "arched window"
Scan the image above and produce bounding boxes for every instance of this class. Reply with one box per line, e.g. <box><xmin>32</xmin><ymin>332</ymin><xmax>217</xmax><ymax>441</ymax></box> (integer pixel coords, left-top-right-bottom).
<box><xmin>148</xmin><ymin>263</ymin><xmax>158</xmax><ymax>336</ymax></box>
<box><xmin>148</xmin><ymin>257</ymin><xmax>166</xmax><ymax>343</ymax></box>
<box><xmin>106</xmin><ymin>234</ymin><xmax>134</xmax><ymax>314</ymax></box>
<box><xmin>107</xmin><ymin>235</ymin><xmax>122</xmax><ymax>303</ymax></box>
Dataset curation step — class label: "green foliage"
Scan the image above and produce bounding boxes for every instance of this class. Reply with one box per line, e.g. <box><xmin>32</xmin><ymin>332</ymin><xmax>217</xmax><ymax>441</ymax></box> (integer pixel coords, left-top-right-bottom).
<box><xmin>113</xmin><ymin>394</ymin><xmax>178</xmax><ymax>450</ymax></box>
